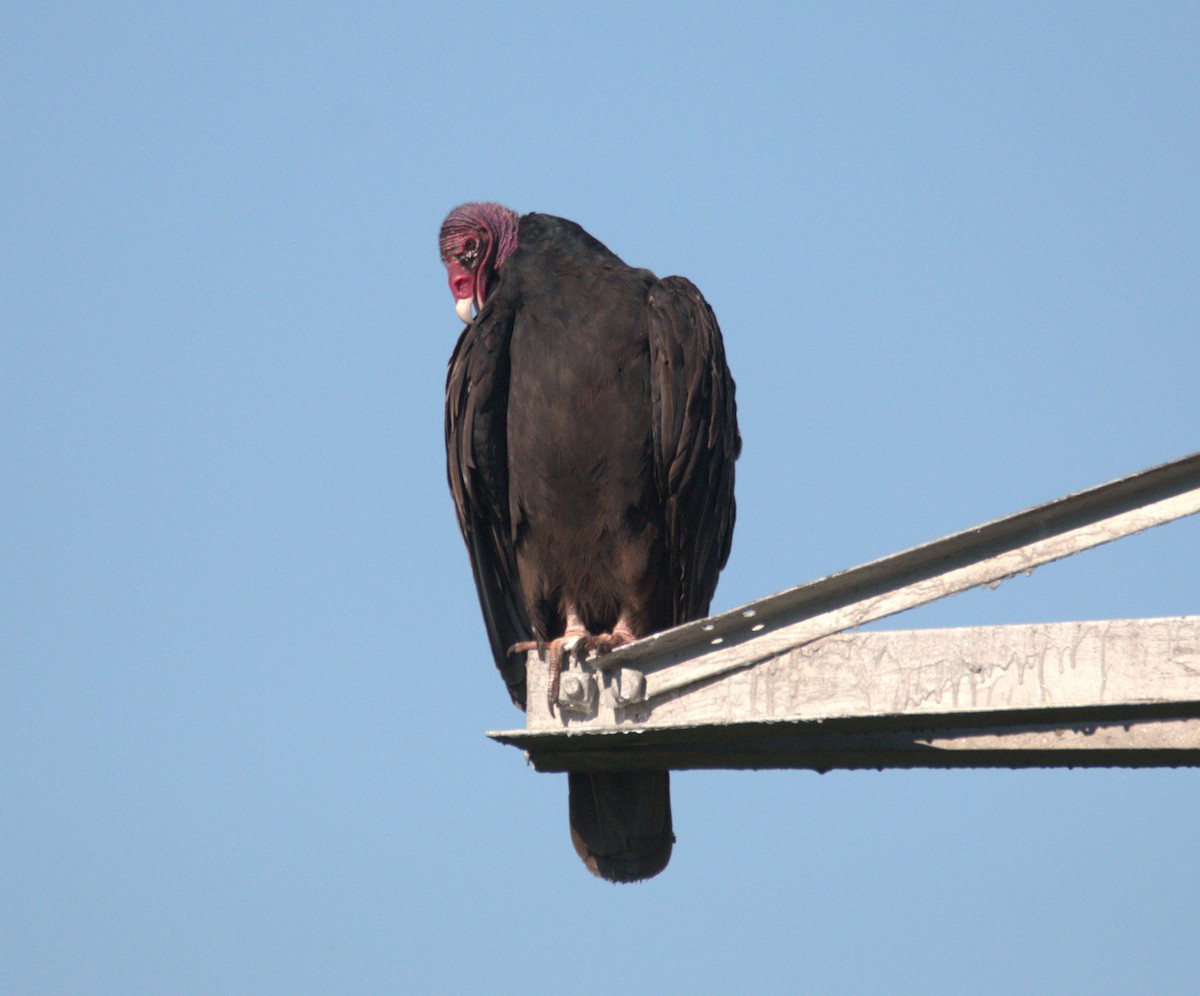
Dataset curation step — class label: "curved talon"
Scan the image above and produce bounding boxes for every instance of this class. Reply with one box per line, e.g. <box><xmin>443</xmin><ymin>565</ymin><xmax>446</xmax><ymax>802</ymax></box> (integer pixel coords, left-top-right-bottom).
<box><xmin>546</xmin><ymin>641</ymin><xmax>564</xmax><ymax>714</ymax></box>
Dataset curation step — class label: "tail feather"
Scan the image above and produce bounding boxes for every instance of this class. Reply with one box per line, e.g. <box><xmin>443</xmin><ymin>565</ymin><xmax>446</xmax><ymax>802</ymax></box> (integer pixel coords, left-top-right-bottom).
<box><xmin>568</xmin><ymin>771</ymin><xmax>673</xmax><ymax>883</ymax></box>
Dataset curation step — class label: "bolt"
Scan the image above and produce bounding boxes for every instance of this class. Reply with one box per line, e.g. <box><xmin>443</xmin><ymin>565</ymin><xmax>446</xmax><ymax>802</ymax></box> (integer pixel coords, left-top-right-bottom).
<box><xmin>557</xmin><ymin>671</ymin><xmax>597</xmax><ymax>715</ymax></box>
<box><xmin>613</xmin><ymin>668</ymin><xmax>646</xmax><ymax>705</ymax></box>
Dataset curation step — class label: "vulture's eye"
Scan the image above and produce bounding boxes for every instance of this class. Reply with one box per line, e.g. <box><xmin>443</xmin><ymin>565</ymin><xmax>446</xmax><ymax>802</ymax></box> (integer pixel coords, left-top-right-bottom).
<box><xmin>456</xmin><ymin>238</ymin><xmax>481</xmax><ymax>268</ymax></box>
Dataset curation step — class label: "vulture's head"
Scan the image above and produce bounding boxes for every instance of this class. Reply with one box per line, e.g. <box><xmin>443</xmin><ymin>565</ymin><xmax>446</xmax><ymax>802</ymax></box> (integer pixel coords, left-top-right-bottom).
<box><xmin>439</xmin><ymin>202</ymin><xmax>520</xmax><ymax>323</ymax></box>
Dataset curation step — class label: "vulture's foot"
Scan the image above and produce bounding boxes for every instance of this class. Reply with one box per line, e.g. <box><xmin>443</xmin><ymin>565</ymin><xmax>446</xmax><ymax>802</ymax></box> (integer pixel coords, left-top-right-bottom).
<box><xmin>582</xmin><ymin>621</ymin><xmax>639</xmax><ymax>663</ymax></box>
<box><xmin>509</xmin><ymin>632</ymin><xmax>587</xmax><ymax>714</ymax></box>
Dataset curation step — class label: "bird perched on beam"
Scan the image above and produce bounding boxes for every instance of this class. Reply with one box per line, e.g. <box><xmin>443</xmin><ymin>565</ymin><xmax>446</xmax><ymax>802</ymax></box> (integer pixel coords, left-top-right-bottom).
<box><xmin>440</xmin><ymin>203</ymin><xmax>740</xmax><ymax>882</ymax></box>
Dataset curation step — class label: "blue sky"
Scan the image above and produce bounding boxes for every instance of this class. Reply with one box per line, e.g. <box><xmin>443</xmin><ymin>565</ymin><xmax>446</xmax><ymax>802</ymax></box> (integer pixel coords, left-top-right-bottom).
<box><xmin>3</xmin><ymin>3</ymin><xmax>1198</xmax><ymax>992</ymax></box>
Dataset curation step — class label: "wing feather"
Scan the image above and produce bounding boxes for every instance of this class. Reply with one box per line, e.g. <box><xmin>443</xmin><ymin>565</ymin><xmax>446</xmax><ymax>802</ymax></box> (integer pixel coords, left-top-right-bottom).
<box><xmin>445</xmin><ymin>299</ymin><xmax>532</xmax><ymax>707</ymax></box>
<box><xmin>647</xmin><ymin>276</ymin><xmax>741</xmax><ymax>625</ymax></box>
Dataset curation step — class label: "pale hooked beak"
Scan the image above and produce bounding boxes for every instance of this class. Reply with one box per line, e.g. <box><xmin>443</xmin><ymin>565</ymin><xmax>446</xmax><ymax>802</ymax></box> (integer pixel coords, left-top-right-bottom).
<box><xmin>455</xmin><ymin>297</ymin><xmax>475</xmax><ymax>323</ymax></box>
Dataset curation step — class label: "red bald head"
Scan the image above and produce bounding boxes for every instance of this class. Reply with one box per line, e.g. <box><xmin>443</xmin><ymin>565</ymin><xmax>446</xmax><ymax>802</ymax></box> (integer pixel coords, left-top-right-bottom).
<box><xmin>439</xmin><ymin>203</ymin><xmax>520</xmax><ymax>322</ymax></box>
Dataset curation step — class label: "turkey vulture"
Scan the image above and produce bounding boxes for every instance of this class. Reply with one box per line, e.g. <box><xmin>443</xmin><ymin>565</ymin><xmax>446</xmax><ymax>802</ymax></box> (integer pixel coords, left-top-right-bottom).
<box><xmin>440</xmin><ymin>203</ymin><xmax>739</xmax><ymax>882</ymax></box>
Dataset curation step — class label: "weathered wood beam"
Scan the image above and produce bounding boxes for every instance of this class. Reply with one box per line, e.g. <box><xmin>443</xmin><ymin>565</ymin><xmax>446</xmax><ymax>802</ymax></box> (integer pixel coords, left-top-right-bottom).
<box><xmin>489</xmin><ymin>452</ymin><xmax>1200</xmax><ymax>770</ymax></box>
<box><xmin>492</xmin><ymin>616</ymin><xmax>1200</xmax><ymax>770</ymax></box>
<box><xmin>492</xmin><ymin>716</ymin><xmax>1200</xmax><ymax>772</ymax></box>
<box><xmin>544</xmin><ymin>615</ymin><xmax>1200</xmax><ymax>729</ymax></box>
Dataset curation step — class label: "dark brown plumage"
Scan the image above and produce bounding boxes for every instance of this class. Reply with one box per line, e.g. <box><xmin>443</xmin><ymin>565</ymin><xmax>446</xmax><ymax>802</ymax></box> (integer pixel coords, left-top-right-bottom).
<box><xmin>441</xmin><ymin>204</ymin><xmax>739</xmax><ymax>882</ymax></box>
